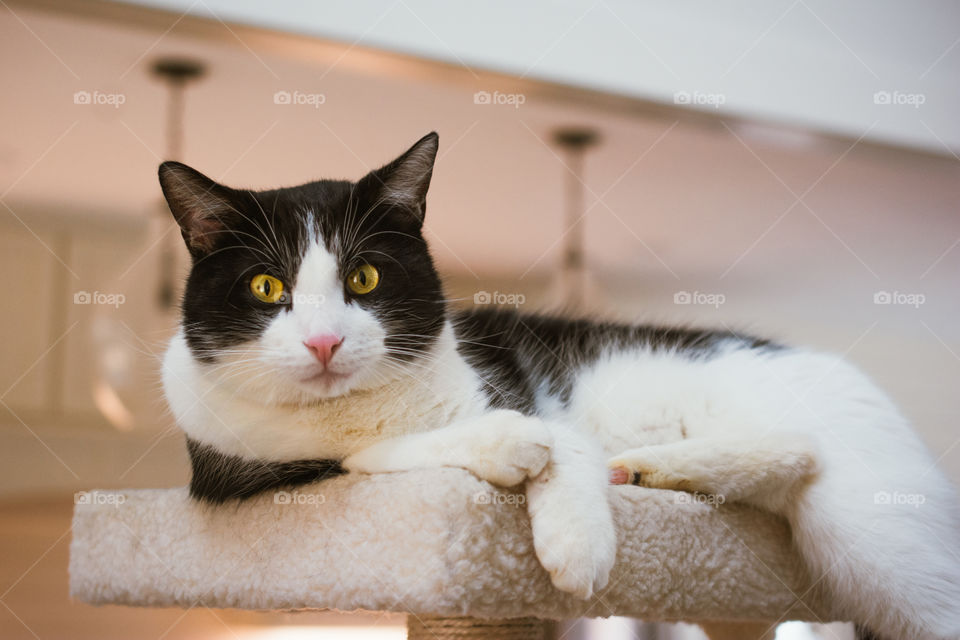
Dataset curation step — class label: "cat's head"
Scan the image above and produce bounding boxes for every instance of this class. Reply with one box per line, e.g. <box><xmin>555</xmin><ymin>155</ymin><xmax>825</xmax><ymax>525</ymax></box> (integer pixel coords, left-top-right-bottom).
<box><xmin>159</xmin><ymin>133</ymin><xmax>445</xmax><ymax>404</ymax></box>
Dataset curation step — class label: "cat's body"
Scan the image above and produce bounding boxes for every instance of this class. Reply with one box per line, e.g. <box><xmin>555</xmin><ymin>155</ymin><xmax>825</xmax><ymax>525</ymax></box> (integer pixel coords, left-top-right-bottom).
<box><xmin>160</xmin><ymin>133</ymin><xmax>960</xmax><ymax>640</ymax></box>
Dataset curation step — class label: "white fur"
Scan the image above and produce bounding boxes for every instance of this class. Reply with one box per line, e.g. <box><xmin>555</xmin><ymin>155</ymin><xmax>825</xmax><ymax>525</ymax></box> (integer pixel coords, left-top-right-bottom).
<box><xmin>526</xmin><ymin>425</ymin><xmax>616</xmax><ymax>599</ymax></box>
<box><xmin>600</xmin><ymin>346</ymin><xmax>960</xmax><ymax>640</ymax></box>
<box><xmin>164</xmin><ymin>321</ymin><xmax>488</xmax><ymax>461</ymax></box>
<box><xmin>343</xmin><ymin>409</ymin><xmax>552</xmax><ymax>487</ymax></box>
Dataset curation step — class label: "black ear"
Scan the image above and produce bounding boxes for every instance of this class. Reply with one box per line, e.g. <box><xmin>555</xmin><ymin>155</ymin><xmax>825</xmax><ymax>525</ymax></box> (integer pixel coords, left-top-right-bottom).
<box><xmin>158</xmin><ymin>161</ymin><xmax>239</xmax><ymax>258</ymax></box>
<box><xmin>361</xmin><ymin>132</ymin><xmax>438</xmax><ymax>223</ymax></box>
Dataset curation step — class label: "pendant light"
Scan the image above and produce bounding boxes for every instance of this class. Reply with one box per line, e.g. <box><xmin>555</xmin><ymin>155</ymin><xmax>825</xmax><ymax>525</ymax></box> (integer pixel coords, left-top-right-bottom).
<box><xmin>551</xmin><ymin>126</ymin><xmax>601</xmax><ymax>312</ymax></box>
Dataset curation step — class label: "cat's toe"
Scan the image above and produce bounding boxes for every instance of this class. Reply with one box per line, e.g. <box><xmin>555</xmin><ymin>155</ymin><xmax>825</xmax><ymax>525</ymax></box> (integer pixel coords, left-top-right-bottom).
<box><xmin>607</xmin><ymin>455</ymin><xmax>651</xmax><ymax>484</ymax></box>
<box><xmin>471</xmin><ymin>415</ymin><xmax>552</xmax><ymax>485</ymax></box>
<box><xmin>608</xmin><ymin>466</ymin><xmax>630</xmax><ymax>485</ymax></box>
<box><xmin>508</xmin><ymin>432</ymin><xmax>551</xmax><ymax>478</ymax></box>
<box><xmin>541</xmin><ymin>538</ymin><xmax>615</xmax><ymax>600</ymax></box>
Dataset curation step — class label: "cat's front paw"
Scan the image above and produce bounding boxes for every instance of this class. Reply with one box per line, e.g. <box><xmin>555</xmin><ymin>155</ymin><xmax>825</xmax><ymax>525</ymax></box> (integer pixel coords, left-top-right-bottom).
<box><xmin>463</xmin><ymin>412</ymin><xmax>552</xmax><ymax>486</ymax></box>
<box><xmin>531</xmin><ymin>500</ymin><xmax>616</xmax><ymax>600</ymax></box>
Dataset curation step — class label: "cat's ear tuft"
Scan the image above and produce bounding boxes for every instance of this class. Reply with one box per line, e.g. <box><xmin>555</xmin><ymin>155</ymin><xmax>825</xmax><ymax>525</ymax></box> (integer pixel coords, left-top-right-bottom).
<box><xmin>158</xmin><ymin>161</ymin><xmax>237</xmax><ymax>258</ymax></box>
<box><xmin>365</xmin><ymin>132</ymin><xmax>439</xmax><ymax>223</ymax></box>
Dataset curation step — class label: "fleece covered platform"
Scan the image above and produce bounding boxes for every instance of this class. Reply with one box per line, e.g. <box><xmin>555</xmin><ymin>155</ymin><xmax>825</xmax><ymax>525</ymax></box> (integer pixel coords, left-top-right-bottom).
<box><xmin>69</xmin><ymin>468</ymin><xmax>836</xmax><ymax>625</ymax></box>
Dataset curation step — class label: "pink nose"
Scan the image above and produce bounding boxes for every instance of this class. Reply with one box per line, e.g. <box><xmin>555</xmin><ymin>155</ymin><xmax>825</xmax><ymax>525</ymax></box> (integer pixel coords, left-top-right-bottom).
<box><xmin>304</xmin><ymin>334</ymin><xmax>343</xmax><ymax>366</ymax></box>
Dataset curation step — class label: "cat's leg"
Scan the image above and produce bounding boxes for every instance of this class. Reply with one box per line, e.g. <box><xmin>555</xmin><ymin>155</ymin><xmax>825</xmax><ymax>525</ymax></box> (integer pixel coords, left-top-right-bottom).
<box><xmin>607</xmin><ymin>434</ymin><xmax>818</xmax><ymax>511</ymax></box>
<box><xmin>342</xmin><ymin>409</ymin><xmax>552</xmax><ymax>487</ymax></box>
<box><xmin>526</xmin><ymin>424</ymin><xmax>617</xmax><ymax>600</ymax></box>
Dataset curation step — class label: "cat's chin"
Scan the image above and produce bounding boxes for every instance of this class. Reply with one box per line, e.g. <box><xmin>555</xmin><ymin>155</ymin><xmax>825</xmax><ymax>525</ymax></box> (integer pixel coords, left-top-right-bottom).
<box><xmin>284</xmin><ymin>364</ymin><xmax>405</xmax><ymax>404</ymax></box>
<box><xmin>301</xmin><ymin>369</ymin><xmax>352</xmax><ymax>386</ymax></box>
<box><xmin>295</xmin><ymin>370</ymin><xmax>356</xmax><ymax>400</ymax></box>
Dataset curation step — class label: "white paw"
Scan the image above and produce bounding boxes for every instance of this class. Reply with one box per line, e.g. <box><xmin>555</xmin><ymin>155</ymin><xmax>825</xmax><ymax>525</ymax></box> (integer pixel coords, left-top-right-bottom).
<box><xmin>463</xmin><ymin>412</ymin><xmax>552</xmax><ymax>486</ymax></box>
<box><xmin>531</xmin><ymin>500</ymin><xmax>617</xmax><ymax>600</ymax></box>
<box><xmin>607</xmin><ymin>450</ymin><xmax>675</xmax><ymax>489</ymax></box>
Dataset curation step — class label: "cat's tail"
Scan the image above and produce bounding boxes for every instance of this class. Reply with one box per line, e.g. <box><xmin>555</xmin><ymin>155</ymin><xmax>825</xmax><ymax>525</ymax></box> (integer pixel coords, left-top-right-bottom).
<box><xmin>786</xmin><ymin>357</ymin><xmax>960</xmax><ymax>640</ymax></box>
<box><xmin>793</xmin><ymin>451</ymin><xmax>960</xmax><ymax>640</ymax></box>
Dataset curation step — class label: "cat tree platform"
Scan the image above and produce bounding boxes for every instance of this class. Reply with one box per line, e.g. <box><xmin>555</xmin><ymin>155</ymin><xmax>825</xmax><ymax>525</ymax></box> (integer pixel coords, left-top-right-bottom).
<box><xmin>69</xmin><ymin>468</ymin><xmax>840</xmax><ymax>639</ymax></box>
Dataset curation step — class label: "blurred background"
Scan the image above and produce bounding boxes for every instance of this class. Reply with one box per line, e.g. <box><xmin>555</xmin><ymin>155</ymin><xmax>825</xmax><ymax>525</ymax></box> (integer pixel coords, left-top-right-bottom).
<box><xmin>1</xmin><ymin>1</ymin><xmax>957</xmax><ymax>638</ymax></box>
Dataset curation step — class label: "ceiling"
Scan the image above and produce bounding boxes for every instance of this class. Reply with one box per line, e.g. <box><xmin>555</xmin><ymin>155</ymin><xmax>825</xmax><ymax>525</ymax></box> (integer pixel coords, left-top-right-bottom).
<box><xmin>121</xmin><ymin>0</ymin><xmax>960</xmax><ymax>156</ymax></box>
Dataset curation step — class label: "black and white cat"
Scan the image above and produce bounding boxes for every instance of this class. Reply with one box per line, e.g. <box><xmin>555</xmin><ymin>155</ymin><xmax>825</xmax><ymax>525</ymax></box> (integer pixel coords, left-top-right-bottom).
<box><xmin>159</xmin><ymin>133</ymin><xmax>960</xmax><ymax>640</ymax></box>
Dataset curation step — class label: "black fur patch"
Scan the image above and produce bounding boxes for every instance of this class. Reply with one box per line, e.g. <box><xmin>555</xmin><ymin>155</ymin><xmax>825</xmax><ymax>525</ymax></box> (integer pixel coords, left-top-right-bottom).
<box><xmin>453</xmin><ymin>307</ymin><xmax>778</xmax><ymax>411</ymax></box>
<box><xmin>186</xmin><ymin>438</ymin><xmax>345</xmax><ymax>504</ymax></box>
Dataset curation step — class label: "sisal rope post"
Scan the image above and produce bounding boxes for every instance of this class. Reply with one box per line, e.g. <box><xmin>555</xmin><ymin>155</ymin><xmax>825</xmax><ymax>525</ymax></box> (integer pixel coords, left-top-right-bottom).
<box><xmin>699</xmin><ymin>621</ymin><xmax>777</xmax><ymax>640</ymax></box>
<box><xmin>406</xmin><ymin>615</ymin><xmax>554</xmax><ymax>639</ymax></box>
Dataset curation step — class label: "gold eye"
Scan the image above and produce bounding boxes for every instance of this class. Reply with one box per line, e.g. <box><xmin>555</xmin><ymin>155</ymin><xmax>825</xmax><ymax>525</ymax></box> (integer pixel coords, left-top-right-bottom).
<box><xmin>250</xmin><ymin>274</ymin><xmax>285</xmax><ymax>303</ymax></box>
<box><xmin>346</xmin><ymin>264</ymin><xmax>380</xmax><ymax>295</ymax></box>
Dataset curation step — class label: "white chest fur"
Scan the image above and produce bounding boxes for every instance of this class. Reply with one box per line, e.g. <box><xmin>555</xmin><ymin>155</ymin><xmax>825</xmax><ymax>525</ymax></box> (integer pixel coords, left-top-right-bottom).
<box><xmin>163</xmin><ymin>322</ymin><xmax>486</xmax><ymax>462</ymax></box>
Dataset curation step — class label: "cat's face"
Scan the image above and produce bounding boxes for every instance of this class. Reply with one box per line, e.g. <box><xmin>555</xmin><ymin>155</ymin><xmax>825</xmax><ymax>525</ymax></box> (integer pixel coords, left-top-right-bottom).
<box><xmin>159</xmin><ymin>133</ymin><xmax>445</xmax><ymax>404</ymax></box>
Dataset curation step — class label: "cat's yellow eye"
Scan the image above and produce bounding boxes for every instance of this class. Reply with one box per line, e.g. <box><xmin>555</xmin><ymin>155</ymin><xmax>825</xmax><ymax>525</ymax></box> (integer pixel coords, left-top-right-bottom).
<box><xmin>346</xmin><ymin>264</ymin><xmax>380</xmax><ymax>295</ymax></box>
<box><xmin>250</xmin><ymin>274</ymin><xmax>285</xmax><ymax>303</ymax></box>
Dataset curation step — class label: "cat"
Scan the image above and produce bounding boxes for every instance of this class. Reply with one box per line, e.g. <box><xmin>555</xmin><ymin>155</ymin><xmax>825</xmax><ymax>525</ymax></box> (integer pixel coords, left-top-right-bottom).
<box><xmin>159</xmin><ymin>132</ymin><xmax>960</xmax><ymax>640</ymax></box>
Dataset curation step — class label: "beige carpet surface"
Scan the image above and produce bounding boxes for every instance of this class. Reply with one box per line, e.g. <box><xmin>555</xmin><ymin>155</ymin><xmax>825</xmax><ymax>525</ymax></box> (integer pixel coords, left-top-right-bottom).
<box><xmin>70</xmin><ymin>468</ymin><xmax>836</xmax><ymax>624</ymax></box>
